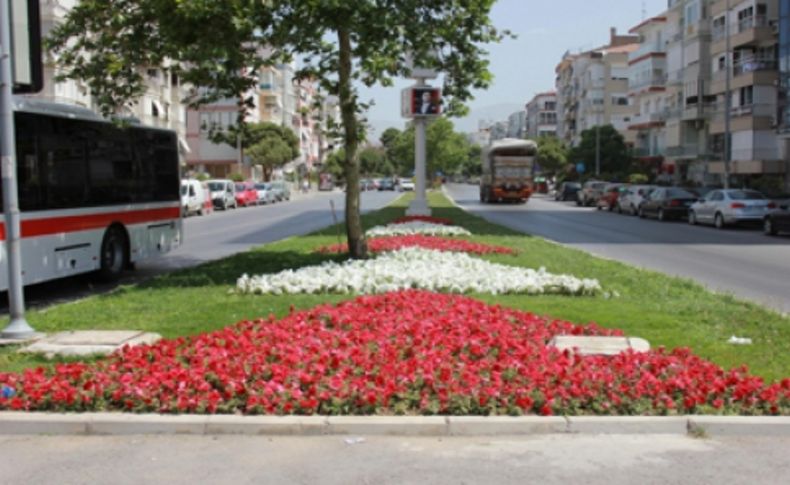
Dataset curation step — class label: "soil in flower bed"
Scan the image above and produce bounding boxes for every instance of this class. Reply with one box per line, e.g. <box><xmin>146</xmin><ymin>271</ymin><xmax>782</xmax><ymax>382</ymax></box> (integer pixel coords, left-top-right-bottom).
<box><xmin>316</xmin><ymin>235</ymin><xmax>517</xmax><ymax>256</ymax></box>
<box><xmin>1</xmin><ymin>291</ymin><xmax>788</xmax><ymax>416</ymax></box>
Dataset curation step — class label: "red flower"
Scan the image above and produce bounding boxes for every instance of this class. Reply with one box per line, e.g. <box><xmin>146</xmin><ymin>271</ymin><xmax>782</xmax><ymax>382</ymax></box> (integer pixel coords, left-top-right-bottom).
<box><xmin>0</xmin><ymin>291</ymin><xmax>787</xmax><ymax>416</ymax></box>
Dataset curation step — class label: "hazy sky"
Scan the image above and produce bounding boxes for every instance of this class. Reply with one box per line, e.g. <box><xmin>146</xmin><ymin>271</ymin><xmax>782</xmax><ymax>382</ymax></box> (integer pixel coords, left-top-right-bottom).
<box><xmin>359</xmin><ymin>0</ymin><xmax>668</xmax><ymax>137</ymax></box>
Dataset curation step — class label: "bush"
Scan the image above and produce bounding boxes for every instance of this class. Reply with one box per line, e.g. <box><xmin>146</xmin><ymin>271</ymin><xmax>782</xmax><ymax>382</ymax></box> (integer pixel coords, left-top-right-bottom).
<box><xmin>228</xmin><ymin>172</ymin><xmax>245</xmax><ymax>182</ymax></box>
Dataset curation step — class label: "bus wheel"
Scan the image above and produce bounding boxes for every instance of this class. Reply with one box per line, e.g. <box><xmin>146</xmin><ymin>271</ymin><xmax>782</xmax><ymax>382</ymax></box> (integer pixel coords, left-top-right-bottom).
<box><xmin>98</xmin><ymin>226</ymin><xmax>128</xmax><ymax>282</ymax></box>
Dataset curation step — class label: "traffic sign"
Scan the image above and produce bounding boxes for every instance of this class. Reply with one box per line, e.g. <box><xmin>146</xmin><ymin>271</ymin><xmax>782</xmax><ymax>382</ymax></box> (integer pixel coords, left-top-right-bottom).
<box><xmin>10</xmin><ymin>0</ymin><xmax>42</xmax><ymax>94</ymax></box>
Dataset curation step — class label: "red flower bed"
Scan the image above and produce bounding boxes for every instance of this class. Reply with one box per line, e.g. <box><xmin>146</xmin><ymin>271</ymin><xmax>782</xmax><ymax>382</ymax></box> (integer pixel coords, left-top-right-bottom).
<box><xmin>1</xmin><ymin>291</ymin><xmax>788</xmax><ymax>416</ymax></box>
<box><xmin>392</xmin><ymin>215</ymin><xmax>455</xmax><ymax>226</ymax></box>
<box><xmin>317</xmin><ymin>235</ymin><xmax>517</xmax><ymax>256</ymax></box>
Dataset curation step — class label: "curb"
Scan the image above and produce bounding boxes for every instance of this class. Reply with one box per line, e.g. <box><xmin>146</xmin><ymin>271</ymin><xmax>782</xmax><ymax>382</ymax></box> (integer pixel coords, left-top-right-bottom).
<box><xmin>2</xmin><ymin>413</ymin><xmax>790</xmax><ymax>437</ymax></box>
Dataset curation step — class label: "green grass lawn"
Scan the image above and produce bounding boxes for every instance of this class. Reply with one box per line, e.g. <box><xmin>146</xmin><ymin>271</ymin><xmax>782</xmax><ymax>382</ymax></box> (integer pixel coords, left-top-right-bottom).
<box><xmin>2</xmin><ymin>191</ymin><xmax>789</xmax><ymax>382</ymax></box>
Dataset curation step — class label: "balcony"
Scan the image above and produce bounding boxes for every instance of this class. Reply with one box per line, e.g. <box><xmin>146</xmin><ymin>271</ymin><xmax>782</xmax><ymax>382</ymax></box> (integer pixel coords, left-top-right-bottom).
<box><xmin>629</xmin><ymin>74</ymin><xmax>667</xmax><ymax>91</ymax></box>
<box><xmin>632</xmin><ymin>147</ymin><xmax>665</xmax><ymax>158</ymax></box>
<box><xmin>665</xmin><ymin>144</ymin><xmax>716</xmax><ymax>159</ymax></box>
<box><xmin>629</xmin><ymin>42</ymin><xmax>666</xmax><ymax>62</ymax></box>
<box><xmin>710</xmin><ymin>57</ymin><xmax>778</xmax><ymax>93</ymax></box>
<box><xmin>708</xmin><ymin>103</ymin><xmax>777</xmax><ymax>134</ymax></box>
<box><xmin>711</xmin><ymin>16</ymin><xmax>774</xmax><ymax>54</ymax></box>
<box><xmin>628</xmin><ymin>112</ymin><xmax>667</xmax><ymax>130</ymax></box>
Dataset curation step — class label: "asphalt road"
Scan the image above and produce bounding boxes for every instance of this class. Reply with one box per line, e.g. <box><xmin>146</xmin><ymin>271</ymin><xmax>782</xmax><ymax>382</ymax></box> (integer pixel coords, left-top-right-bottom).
<box><xmin>0</xmin><ymin>189</ymin><xmax>400</xmax><ymax>314</ymax></box>
<box><xmin>1</xmin><ymin>434</ymin><xmax>788</xmax><ymax>484</ymax></box>
<box><xmin>446</xmin><ymin>184</ymin><xmax>790</xmax><ymax>314</ymax></box>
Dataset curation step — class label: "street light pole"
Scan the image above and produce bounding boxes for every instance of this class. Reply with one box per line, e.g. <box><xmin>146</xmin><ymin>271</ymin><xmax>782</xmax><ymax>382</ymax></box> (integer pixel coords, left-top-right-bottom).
<box><xmin>723</xmin><ymin>0</ymin><xmax>732</xmax><ymax>189</ymax></box>
<box><xmin>0</xmin><ymin>0</ymin><xmax>36</xmax><ymax>339</ymax></box>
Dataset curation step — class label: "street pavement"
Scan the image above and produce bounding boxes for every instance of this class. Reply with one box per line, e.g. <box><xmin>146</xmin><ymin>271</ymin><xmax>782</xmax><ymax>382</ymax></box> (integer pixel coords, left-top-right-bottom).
<box><xmin>0</xmin><ymin>433</ymin><xmax>788</xmax><ymax>484</ymax></box>
<box><xmin>446</xmin><ymin>184</ymin><xmax>790</xmax><ymax>314</ymax></box>
<box><xmin>0</xmin><ymin>189</ymin><xmax>400</xmax><ymax>314</ymax></box>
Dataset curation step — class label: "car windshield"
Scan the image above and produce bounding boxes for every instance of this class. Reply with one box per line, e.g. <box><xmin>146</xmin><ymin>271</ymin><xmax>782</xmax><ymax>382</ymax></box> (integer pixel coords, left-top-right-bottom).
<box><xmin>235</xmin><ymin>184</ymin><xmax>245</xmax><ymax>191</ymax></box>
<box><xmin>207</xmin><ymin>182</ymin><xmax>224</xmax><ymax>191</ymax></box>
<box><xmin>668</xmin><ymin>189</ymin><xmax>697</xmax><ymax>198</ymax></box>
<box><xmin>255</xmin><ymin>184</ymin><xmax>266</xmax><ymax>190</ymax></box>
<box><xmin>728</xmin><ymin>190</ymin><xmax>765</xmax><ymax>200</ymax></box>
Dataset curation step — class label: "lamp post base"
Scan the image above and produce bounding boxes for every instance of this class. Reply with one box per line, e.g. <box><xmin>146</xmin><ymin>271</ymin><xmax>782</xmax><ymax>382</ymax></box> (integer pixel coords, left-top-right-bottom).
<box><xmin>406</xmin><ymin>198</ymin><xmax>431</xmax><ymax>217</ymax></box>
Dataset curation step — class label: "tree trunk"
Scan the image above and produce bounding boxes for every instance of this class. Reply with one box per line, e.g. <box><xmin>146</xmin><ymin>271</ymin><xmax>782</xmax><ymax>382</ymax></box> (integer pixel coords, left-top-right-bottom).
<box><xmin>337</xmin><ymin>27</ymin><xmax>367</xmax><ymax>259</ymax></box>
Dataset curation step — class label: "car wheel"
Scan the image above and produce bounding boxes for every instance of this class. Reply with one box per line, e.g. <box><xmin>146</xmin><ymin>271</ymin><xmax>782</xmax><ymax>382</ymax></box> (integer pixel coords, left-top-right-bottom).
<box><xmin>688</xmin><ymin>210</ymin><xmax>697</xmax><ymax>225</ymax></box>
<box><xmin>98</xmin><ymin>226</ymin><xmax>128</xmax><ymax>282</ymax></box>
<box><xmin>764</xmin><ymin>217</ymin><xmax>777</xmax><ymax>236</ymax></box>
<box><xmin>658</xmin><ymin>208</ymin><xmax>666</xmax><ymax>222</ymax></box>
<box><xmin>714</xmin><ymin>213</ymin><xmax>725</xmax><ymax>230</ymax></box>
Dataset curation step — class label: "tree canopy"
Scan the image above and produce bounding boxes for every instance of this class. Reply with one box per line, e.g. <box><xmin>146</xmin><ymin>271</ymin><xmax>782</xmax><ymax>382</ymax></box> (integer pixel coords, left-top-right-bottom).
<box><xmin>569</xmin><ymin>125</ymin><xmax>633</xmax><ymax>179</ymax></box>
<box><xmin>387</xmin><ymin>118</ymin><xmax>471</xmax><ymax>177</ymax></box>
<box><xmin>47</xmin><ymin>0</ymin><xmax>506</xmax><ymax>258</ymax></box>
<box><xmin>534</xmin><ymin>135</ymin><xmax>569</xmax><ymax>175</ymax></box>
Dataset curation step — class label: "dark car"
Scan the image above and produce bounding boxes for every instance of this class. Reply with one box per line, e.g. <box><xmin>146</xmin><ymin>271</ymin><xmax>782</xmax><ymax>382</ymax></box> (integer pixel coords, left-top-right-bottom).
<box><xmin>638</xmin><ymin>187</ymin><xmax>698</xmax><ymax>221</ymax></box>
<box><xmin>764</xmin><ymin>202</ymin><xmax>790</xmax><ymax>236</ymax></box>
<box><xmin>554</xmin><ymin>182</ymin><xmax>581</xmax><ymax>201</ymax></box>
<box><xmin>378</xmin><ymin>178</ymin><xmax>396</xmax><ymax>191</ymax></box>
<box><xmin>596</xmin><ymin>184</ymin><xmax>627</xmax><ymax>211</ymax></box>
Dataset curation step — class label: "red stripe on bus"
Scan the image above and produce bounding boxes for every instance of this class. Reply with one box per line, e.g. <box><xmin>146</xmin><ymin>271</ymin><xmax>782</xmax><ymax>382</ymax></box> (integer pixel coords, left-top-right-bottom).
<box><xmin>0</xmin><ymin>207</ymin><xmax>180</xmax><ymax>241</ymax></box>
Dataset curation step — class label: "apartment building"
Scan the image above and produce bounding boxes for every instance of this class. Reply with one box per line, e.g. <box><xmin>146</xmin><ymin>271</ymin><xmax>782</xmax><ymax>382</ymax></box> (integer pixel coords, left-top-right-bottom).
<box><xmin>525</xmin><ymin>92</ymin><xmax>558</xmax><ymax>139</ymax></box>
<box><xmin>35</xmin><ymin>0</ymin><xmax>192</xmax><ymax>163</ymax></box>
<box><xmin>555</xmin><ymin>29</ymin><xmax>640</xmax><ymax>147</ymax></box>
<box><xmin>628</xmin><ymin>16</ymin><xmax>670</xmax><ymax>176</ymax></box>
<box><xmin>707</xmin><ymin>0</ymin><xmax>785</xmax><ymax>186</ymax></box>
<box><xmin>507</xmin><ymin>110</ymin><xmax>528</xmax><ymax>139</ymax></box>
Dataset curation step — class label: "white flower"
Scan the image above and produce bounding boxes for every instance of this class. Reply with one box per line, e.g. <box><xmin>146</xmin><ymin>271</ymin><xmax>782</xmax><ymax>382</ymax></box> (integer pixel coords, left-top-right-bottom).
<box><xmin>237</xmin><ymin>248</ymin><xmax>601</xmax><ymax>296</ymax></box>
<box><xmin>366</xmin><ymin>222</ymin><xmax>472</xmax><ymax>237</ymax></box>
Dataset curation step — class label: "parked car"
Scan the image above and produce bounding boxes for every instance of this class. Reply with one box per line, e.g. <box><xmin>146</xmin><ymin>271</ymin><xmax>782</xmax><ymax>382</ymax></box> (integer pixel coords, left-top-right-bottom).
<box><xmin>206</xmin><ymin>179</ymin><xmax>237</xmax><ymax>210</ymax></box>
<box><xmin>234</xmin><ymin>182</ymin><xmax>259</xmax><ymax>207</ymax></box>
<box><xmin>270</xmin><ymin>180</ymin><xmax>291</xmax><ymax>201</ymax></box>
<box><xmin>180</xmin><ymin>179</ymin><xmax>209</xmax><ymax>217</ymax></box>
<box><xmin>618</xmin><ymin>185</ymin><xmax>656</xmax><ymax>215</ymax></box>
<box><xmin>764</xmin><ymin>202</ymin><xmax>790</xmax><ymax>236</ymax></box>
<box><xmin>554</xmin><ymin>182</ymin><xmax>581</xmax><ymax>201</ymax></box>
<box><xmin>638</xmin><ymin>187</ymin><xmax>699</xmax><ymax>221</ymax></box>
<box><xmin>378</xmin><ymin>178</ymin><xmax>396</xmax><ymax>191</ymax></box>
<box><xmin>359</xmin><ymin>179</ymin><xmax>376</xmax><ymax>191</ymax></box>
<box><xmin>596</xmin><ymin>184</ymin><xmax>627</xmax><ymax>211</ymax></box>
<box><xmin>398</xmin><ymin>178</ymin><xmax>415</xmax><ymax>191</ymax></box>
<box><xmin>688</xmin><ymin>189</ymin><xmax>776</xmax><ymax>229</ymax></box>
<box><xmin>576</xmin><ymin>180</ymin><xmax>607</xmax><ymax>207</ymax></box>
<box><xmin>254</xmin><ymin>183</ymin><xmax>277</xmax><ymax>205</ymax></box>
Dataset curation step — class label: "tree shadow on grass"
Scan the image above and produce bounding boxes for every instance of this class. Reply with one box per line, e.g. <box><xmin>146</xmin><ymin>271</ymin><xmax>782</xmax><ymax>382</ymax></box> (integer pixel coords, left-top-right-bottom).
<box><xmin>139</xmin><ymin>249</ymin><xmax>348</xmax><ymax>290</ymax></box>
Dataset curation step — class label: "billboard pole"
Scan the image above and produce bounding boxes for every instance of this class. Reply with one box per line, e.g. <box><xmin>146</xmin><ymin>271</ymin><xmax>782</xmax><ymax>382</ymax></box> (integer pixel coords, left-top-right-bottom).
<box><xmin>0</xmin><ymin>0</ymin><xmax>35</xmax><ymax>339</ymax></box>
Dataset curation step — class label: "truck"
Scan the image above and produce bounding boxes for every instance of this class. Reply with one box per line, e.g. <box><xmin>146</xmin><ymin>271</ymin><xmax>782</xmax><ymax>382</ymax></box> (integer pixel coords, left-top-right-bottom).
<box><xmin>479</xmin><ymin>138</ymin><xmax>538</xmax><ymax>204</ymax></box>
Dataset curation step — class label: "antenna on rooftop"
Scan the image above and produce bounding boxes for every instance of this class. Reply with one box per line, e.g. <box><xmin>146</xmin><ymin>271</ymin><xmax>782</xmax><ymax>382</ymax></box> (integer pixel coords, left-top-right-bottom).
<box><xmin>642</xmin><ymin>0</ymin><xmax>647</xmax><ymax>20</ymax></box>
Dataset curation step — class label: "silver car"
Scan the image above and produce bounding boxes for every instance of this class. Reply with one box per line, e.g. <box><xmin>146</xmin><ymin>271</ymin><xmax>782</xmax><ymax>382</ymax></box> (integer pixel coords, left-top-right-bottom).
<box><xmin>617</xmin><ymin>185</ymin><xmax>655</xmax><ymax>216</ymax></box>
<box><xmin>688</xmin><ymin>189</ymin><xmax>775</xmax><ymax>229</ymax></box>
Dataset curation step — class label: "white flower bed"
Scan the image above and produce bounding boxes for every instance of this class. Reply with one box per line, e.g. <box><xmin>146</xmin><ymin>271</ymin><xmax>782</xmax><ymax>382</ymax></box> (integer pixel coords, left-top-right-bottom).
<box><xmin>237</xmin><ymin>248</ymin><xmax>601</xmax><ymax>296</ymax></box>
<box><xmin>366</xmin><ymin>221</ymin><xmax>471</xmax><ymax>237</ymax></box>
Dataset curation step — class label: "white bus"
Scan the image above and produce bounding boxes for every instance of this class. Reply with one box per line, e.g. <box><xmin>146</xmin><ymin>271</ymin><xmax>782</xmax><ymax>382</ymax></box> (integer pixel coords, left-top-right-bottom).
<box><xmin>0</xmin><ymin>98</ymin><xmax>182</xmax><ymax>291</ymax></box>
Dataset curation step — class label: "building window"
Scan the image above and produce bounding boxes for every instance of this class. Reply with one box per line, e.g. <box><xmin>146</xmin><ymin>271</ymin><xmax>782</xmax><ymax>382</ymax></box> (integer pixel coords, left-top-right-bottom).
<box><xmin>151</xmin><ymin>101</ymin><xmax>159</xmax><ymax>118</ymax></box>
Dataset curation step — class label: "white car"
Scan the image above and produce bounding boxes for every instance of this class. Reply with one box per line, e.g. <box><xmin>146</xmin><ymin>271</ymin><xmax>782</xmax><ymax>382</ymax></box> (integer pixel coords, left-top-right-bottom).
<box><xmin>689</xmin><ymin>189</ymin><xmax>776</xmax><ymax>229</ymax></box>
<box><xmin>618</xmin><ymin>185</ymin><xmax>656</xmax><ymax>215</ymax></box>
<box><xmin>206</xmin><ymin>179</ymin><xmax>237</xmax><ymax>210</ymax></box>
<box><xmin>180</xmin><ymin>179</ymin><xmax>209</xmax><ymax>216</ymax></box>
<box><xmin>254</xmin><ymin>183</ymin><xmax>277</xmax><ymax>204</ymax></box>
<box><xmin>398</xmin><ymin>178</ymin><xmax>415</xmax><ymax>191</ymax></box>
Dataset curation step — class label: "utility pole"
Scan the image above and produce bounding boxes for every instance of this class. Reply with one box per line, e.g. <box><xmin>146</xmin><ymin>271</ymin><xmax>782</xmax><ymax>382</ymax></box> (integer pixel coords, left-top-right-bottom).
<box><xmin>1</xmin><ymin>0</ymin><xmax>36</xmax><ymax>339</ymax></box>
<box><xmin>595</xmin><ymin>122</ymin><xmax>601</xmax><ymax>176</ymax></box>
<box><xmin>723</xmin><ymin>0</ymin><xmax>732</xmax><ymax>189</ymax></box>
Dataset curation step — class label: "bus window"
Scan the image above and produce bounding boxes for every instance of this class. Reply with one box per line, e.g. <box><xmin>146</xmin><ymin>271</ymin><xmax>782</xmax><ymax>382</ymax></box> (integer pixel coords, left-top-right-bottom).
<box><xmin>39</xmin><ymin>117</ymin><xmax>89</xmax><ymax>210</ymax></box>
<box><xmin>87</xmin><ymin>125</ymin><xmax>136</xmax><ymax>205</ymax></box>
<box><xmin>15</xmin><ymin>113</ymin><xmax>43</xmax><ymax>211</ymax></box>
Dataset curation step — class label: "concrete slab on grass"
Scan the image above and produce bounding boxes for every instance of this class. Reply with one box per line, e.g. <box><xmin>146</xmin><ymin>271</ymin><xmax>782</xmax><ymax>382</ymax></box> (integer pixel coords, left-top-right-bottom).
<box><xmin>549</xmin><ymin>336</ymin><xmax>650</xmax><ymax>356</ymax></box>
<box><xmin>19</xmin><ymin>330</ymin><xmax>161</xmax><ymax>357</ymax></box>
